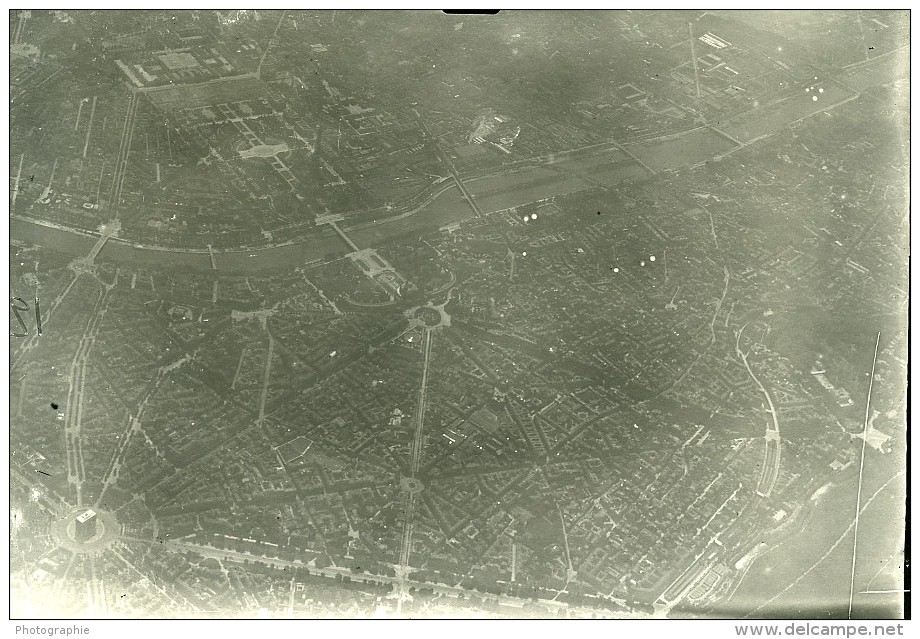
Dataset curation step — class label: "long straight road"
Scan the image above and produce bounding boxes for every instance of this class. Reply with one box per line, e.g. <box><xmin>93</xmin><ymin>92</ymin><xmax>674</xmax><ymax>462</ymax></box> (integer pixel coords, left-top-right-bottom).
<box><xmin>96</xmin><ymin>372</ymin><xmax>165</xmax><ymax>506</ymax></box>
<box><xmin>82</xmin><ymin>96</ymin><xmax>97</xmax><ymax>159</ymax></box>
<box><xmin>413</xmin><ymin>110</ymin><xmax>486</xmax><ymax>219</ymax></box>
<box><xmin>107</xmin><ymin>92</ymin><xmax>141</xmax><ymax>219</ymax></box>
<box><xmin>396</xmin><ymin>327</ymin><xmax>435</xmax><ymax>611</ymax></box>
<box><xmin>847</xmin><ymin>331</ymin><xmax>883</xmax><ymax>619</ymax></box>
<box><xmin>63</xmin><ymin>280</ymin><xmax>114</xmax><ymax>505</ymax></box>
<box><xmin>86</xmin><ymin>222</ymin><xmax>120</xmax><ymax>263</ymax></box>
<box><xmin>257</xmin><ymin>10</ymin><xmax>287</xmax><ymax>77</ymax></box>
<box><xmin>166</xmin><ymin>538</ymin><xmax>643</xmax><ymax>618</ymax></box>
<box><xmin>11</xmin><ymin>153</ymin><xmax>24</xmax><ymax>211</ymax></box>
<box><xmin>408</xmin><ymin>328</ymin><xmax>433</xmax><ymax>476</ymax></box>
<box><xmin>11</xmin><ymin>220</ymin><xmax>119</xmax><ymax>372</ymax></box>
<box><xmin>257</xmin><ymin>333</ymin><xmax>275</xmax><ymax>428</ymax></box>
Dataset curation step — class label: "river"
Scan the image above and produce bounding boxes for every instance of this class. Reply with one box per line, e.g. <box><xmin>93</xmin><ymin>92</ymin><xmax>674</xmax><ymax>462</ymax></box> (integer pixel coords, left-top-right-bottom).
<box><xmin>12</xmin><ymin>216</ymin><xmax>349</xmax><ymax>274</ymax></box>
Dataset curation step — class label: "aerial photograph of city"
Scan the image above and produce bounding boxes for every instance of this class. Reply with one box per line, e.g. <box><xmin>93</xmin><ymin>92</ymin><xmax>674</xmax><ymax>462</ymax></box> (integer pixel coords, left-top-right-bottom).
<box><xmin>8</xmin><ymin>9</ymin><xmax>908</xmax><ymax>620</ymax></box>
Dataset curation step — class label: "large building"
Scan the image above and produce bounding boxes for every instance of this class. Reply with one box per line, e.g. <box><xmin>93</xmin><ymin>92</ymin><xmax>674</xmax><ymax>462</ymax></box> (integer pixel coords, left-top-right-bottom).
<box><xmin>74</xmin><ymin>509</ymin><xmax>97</xmax><ymax>543</ymax></box>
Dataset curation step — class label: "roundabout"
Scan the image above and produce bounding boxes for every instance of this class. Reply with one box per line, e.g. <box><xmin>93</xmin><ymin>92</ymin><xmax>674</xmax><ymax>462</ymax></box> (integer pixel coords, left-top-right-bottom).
<box><xmin>50</xmin><ymin>507</ymin><xmax>121</xmax><ymax>555</ymax></box>
<box><xmin>399</xmin><ymin>477</ymin><xmax>425</xmax><ymax>494</ymax></box>
<box><xmin>414</xmin><ymin>306</ymin><xmax>442</xmax><ymax>328</ymax></box>
<box><xmin>404</xmin><ymin>296</ymin><xmax>452</xmax><ymax>330</ymax></box>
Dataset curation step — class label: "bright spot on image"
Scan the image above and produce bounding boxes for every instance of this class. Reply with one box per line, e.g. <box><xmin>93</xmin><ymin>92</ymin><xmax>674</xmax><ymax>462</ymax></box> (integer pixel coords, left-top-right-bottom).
<box><xmin>812</xmin><ymin>96</ymin><xmax>818</xmax><ymax>102</ymax></box>
<box><xmin>640</xmin><ymin>260</ymin><xmax>646</xmax><ymax>267</ymax></box>
<box><xmin>613</xmin><ymin>267</ymin><xmax>619</xmax><ymax>273</ymax></box>
<box><xmin>819</xmin><ymin>87</ymin><xmax>824</xmax><ymax>93</ymax></box>
<box><xmin>523</xmin><ymin>215</ymin><xmax>530</xmax><ymax>222</ymax></box>
<box><xmin>649</xmin><ymin>255</ymin><xmax>656</xmax><ymax>262</ymax></box>
<box><xmin>777</xmin><ymin>46</ymin><xmax>783</xmax><ymax>52</ymax></box>
<box><xmin>806</xmin><ymin>87</ymin><xmax>811</xmax><ymax>92</ymax></box>
<box><xmin>531</xmin><ymin>213</ymin><xmax>537</xmax><ymax>220</ymax></box>
<box><xmin>521</xmin><ymin>251</ymin><xmax>527</xmax><ymax>256</ymax></box>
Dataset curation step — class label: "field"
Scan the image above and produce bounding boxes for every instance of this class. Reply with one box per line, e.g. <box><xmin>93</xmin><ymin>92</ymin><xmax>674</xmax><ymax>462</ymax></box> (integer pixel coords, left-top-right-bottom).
<box><xmin>721</xmin><ymin>79</ymin><xmax>858</xmax><ymax>144</ymax></box>
<box><xmin>575</xmin><ymin>159</ymin><xmax>650</xmax><ymax>184</ymax></box>
<box><xmin>475</xmin><ymin>174</ymin><xmax>593</xmax><ymax>213</ymax></box>
<box><xmin>144</xmin><ymin>76</ymin><xmax>266</xmax><ymax>113</ymax></box>
<box><xmin>549</xmin><ymin>148</ymin><xmax>631</xmax><ymax>172</ymax></box>
<box><xmin>547</xmin><ymin>149</ymin><xmax>651</xmax><ymax>184</ymax></box>
<box><xmin>626</xmin><ymin>127</ymin><xmax>738</xmax><ymax>172</ymax></box>
<box><xmin>843</xmin><ymin>49</ymin><xmax>909</xmax><ymax>92</ymax></box>
<box><xmin>347</xmin><ymin>154</ymin><xmax>645</xmax><ymax>248</ymax></box>
<box><xmin>346</xmin><ymin>185</ymin><xmax>476</xmax><ymax>247</ymax></box>
<box><xmin>724</xmin><ymin>448</ymin><xmax>905</xmax><ymax>618</ymax></box>
<box><xmin>465</xmin><ymin>166</ymin><xmax>560</xmax><ymax>195</ymax></box>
